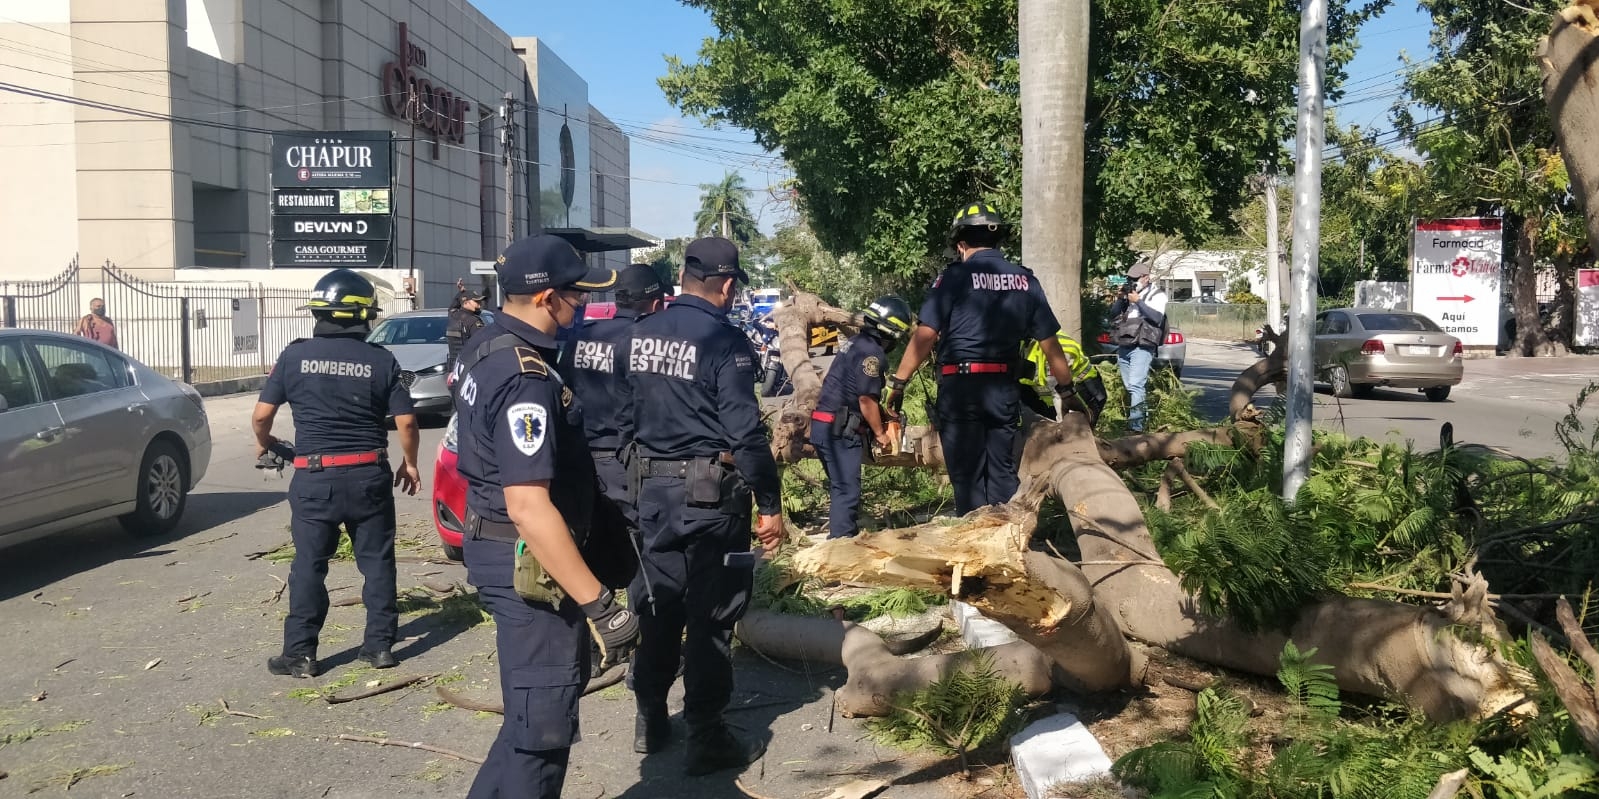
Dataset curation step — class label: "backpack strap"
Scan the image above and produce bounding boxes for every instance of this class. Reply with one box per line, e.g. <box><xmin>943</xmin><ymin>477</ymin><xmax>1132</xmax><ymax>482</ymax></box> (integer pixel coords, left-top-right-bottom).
<box><xmin>457</xmin><ymin>333</ymin><xmax>543</xmax><ymax>383</ymax></box>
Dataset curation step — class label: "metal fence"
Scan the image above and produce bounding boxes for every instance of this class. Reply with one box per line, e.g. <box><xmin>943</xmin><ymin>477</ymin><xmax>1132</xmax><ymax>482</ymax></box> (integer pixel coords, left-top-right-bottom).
<box><xmin>0</xmin><ymin>258</ymin><xmax>81</xmax><ymax>334</ymax></box>
<box><xmin>1166</xmin><ymin>302</ymin><xmax>1268</xmax><ymax>343</ymax></box>
<box><xmin>102</xmin><ymin>262</ymin><xmax>310</xmax><ymax>384</ymax></box>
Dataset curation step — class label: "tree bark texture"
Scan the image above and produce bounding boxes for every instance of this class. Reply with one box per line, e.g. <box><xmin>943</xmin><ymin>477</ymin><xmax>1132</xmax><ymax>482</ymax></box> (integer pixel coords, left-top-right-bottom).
<box><xmin>767</xmin><ymin>294</ymin><xmax>859</xmax><ymax>463</ymax></box>
<box><xmin>1539</xmin><ymin>9</ymin><xmax>1599</xmax><ymax>248</ymax></box>
<box><xmin>1019</xmin><ymin>0</ymin><xmax>1090</xmax><ymax>342</ymax></box>
<box><xmin>1511</xmin><ymin>215</ymin><xmax>1554</xmax><ymax>357</ymax></box>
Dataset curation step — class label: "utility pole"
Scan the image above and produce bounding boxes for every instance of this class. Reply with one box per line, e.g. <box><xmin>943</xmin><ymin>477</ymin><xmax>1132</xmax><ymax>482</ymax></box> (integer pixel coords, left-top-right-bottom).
<box><xmin>1283</xmin><ymin>0</ymin><xmax>1328</xmax><ymax>501</ymax></box>
<box><xmin>501</xmin><ymin>92</ymin><xmax>518</xmax><ymax>246</ymax></box>
<box><xmin>1019</xmin><ymin>0</ymin><xmax>1091</xmax><ymax>341</ymax></box>
<box><xmin>1263</xmin><ymin>172</ymin><xmax>1282</xmax><ymax>327</ymax></box>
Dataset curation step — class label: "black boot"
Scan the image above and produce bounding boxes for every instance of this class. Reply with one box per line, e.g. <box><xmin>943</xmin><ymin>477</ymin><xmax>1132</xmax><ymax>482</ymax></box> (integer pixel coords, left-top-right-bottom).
<box><xmin>358</xmin><ymin>648</ymin><xmax>398</xmax><ymax>669</ymax></box>
<box><xmin>267</xmin><ymin>655</ymin><xmax>318</xmax><ymax>678</ymax></box>
<box><xmin>683</xmin><ymin>722</ymin><xmax>765</xmax><ymax>776</ymax></box>
<box><xmin>634</xmin><ymin>709</ymin><xmax>673</xmax><ymax>754</ymax></box>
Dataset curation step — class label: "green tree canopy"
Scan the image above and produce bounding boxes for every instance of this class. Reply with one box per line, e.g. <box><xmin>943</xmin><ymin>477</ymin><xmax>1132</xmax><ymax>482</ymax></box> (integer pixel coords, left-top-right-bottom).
<box><xmin>661</xmin><ymin>0</ymin><xmax>1387</xmax><ymax>286</ymax></box>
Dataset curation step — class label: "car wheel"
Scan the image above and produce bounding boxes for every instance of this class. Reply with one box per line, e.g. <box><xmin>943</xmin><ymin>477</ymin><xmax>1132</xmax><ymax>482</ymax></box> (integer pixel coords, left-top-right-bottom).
<box><xmin>119</xmin><ymin>440</ymin><xmax>189</xmax><ymax>537</ymax></box>
<box><xmin>1329</xmin><ymin>365</ymin><xmax>1355</xmax><ymax>398</ymax></box>
<box><xmin>1424</xmin><ymin>386</ymin><xmax>1452</xmax><ymax>402</ymax></box>
<box><xmin>442</xmin><ymin>542</ymin><xmax>463</xmax><ymax>562</ymax></box>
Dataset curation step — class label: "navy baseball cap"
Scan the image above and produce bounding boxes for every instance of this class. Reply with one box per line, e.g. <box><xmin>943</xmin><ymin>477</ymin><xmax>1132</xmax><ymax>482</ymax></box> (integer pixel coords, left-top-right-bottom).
<box><xmin>616</xmin><ymin>264</ymin><xmax>667</xmax><ymax>303</ymax></box>
<box><xmin>683</xmin><ymin>237</ymin><xmax>749</xmax><ymax>284</ymax></box>
<box><xmin>496</xmin><ymin>235</ymin><xmax>617</xmax><ymax>295</ymax></box>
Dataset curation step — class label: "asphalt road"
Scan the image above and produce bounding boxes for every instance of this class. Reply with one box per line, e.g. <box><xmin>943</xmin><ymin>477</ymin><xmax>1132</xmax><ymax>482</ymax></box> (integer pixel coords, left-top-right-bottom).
<box><xmin>0</xmin><ymin>395</ymin><xmax>948</xmax><ymax>799</ymax></box>
<box><xmin>1179</xmin><ymin>339</ymin><xmax>1596</xmax><ymax>460</ymax></box>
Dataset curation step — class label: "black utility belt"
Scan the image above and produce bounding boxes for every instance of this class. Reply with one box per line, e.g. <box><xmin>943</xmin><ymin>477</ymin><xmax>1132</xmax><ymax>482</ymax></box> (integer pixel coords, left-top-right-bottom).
<box><xmin>640</xmin><ymin>452</ymin><xmax>734</xmax><ymax>478</ymax></box>
<box><xmin>465</xmin><ymin>510</ymin><xmax>518</xmax><ymax>543</ymax></box>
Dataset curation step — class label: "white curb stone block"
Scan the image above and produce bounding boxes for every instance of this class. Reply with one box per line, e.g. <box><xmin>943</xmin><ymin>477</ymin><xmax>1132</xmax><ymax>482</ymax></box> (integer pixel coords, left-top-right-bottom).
<box><xmin>1010</xmin><ymin>711</ymin><xmax>1114</xmax><ymax>799</ymax></box>
<box><xmin>951</xmin><ymin>600</ymin><xmax>1020</xmax><ymax>648</ymax></box>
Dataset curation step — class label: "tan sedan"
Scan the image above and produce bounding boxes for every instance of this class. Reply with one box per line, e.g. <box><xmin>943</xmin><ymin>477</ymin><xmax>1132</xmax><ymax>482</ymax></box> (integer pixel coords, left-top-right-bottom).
<box><xmin>1313</xmin><ymin>308</ymin><xmax>1464</xmax><ymax>401</ymax></box>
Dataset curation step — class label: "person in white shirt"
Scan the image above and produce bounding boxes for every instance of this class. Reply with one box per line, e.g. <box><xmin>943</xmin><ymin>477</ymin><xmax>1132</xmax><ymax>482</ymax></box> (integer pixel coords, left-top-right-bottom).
<box><xmin>1108</xmin><ymin>260</ymin><xmax>1168</xmax><ymax>432</ymax></box>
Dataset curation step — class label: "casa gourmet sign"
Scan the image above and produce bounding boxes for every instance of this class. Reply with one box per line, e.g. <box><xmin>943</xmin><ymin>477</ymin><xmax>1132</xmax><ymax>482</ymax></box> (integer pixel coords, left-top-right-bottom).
<box><xmin>381</xmin><ymin>22</ymin><xmax>470</xmax><ymax>158</ymax></box>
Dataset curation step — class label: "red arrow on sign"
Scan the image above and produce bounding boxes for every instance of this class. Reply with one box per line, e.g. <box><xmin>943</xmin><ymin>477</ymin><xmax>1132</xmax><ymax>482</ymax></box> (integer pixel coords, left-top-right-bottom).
<box><xmin>1437</xmin><ymin>295</ymin><xmax>1475</xmax><ymax>303</ymax></box>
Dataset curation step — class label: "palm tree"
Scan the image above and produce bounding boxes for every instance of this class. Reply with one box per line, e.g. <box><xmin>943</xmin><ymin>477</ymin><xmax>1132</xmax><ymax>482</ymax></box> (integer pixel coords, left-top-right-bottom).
<box><xmin>694</xmin><ymin>172</ymin><xmax>760</xmax><ymax>245</ymax></box>
<box><xmin>1019</xmin><ymin>0</ymin><xmax>1090</xmax><ymax>340</ymax></box>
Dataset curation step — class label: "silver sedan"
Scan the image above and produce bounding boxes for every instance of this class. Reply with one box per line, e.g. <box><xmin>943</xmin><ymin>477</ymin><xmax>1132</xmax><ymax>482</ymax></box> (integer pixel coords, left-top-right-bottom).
<box><xmin>1313</xmin><ymin>308</ymin><xmax>1464</xmax><ymax>401</ymax></box>
<box><xmin>0</xmin><ymin>329</ymin><xmax>212</xmax><ymax>546</ymax></box>
<box><xmin>366</xmin><ymin>308</ymin><xmax>494</xmax><ymax>420</ymax></box>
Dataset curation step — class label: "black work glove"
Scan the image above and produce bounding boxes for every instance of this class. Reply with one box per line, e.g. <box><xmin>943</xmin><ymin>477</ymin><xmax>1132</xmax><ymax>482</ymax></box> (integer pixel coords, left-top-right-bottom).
<box><xmin>580</xmin><ymin>588</ymin><xmax>639</xmax><ymax>670</ymax></box>
<box><xmin>882</xmin><ymin>375</ymin><xmax>908</xmax><ymax>416</ymax></box>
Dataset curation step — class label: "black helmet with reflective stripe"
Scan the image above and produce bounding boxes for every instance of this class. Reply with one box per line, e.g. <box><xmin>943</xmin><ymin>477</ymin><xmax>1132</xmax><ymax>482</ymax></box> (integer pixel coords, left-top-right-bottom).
<box><xmin>862</xmin><ymin>295</ymin><xmax>914</xmax><ymax>341</ymax></box>
<box><xmin>303</xmin><ymin>268</ymin><xmax>381</xmax><ymax>321</ymax></box>
<box><xmin>948</xmin><ymin>202</ymin><xmax>1008</xmax><ymax>244</ymax></box>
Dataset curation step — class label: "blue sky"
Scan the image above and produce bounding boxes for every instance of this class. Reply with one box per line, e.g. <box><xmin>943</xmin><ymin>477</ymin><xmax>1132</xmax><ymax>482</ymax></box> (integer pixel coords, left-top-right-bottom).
<box><xmin>474</xmin><ymin>1</ymin><xmax>1437</xmax><ymax>243</ymax></box>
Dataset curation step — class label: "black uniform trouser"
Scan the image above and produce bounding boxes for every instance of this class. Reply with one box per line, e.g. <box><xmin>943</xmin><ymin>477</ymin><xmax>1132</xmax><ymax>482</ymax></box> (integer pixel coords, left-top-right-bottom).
<box><xmin>463</xmin><ymin>535</ymin><xmax>589</xmax><ymax>799</ymax></box>
<box><xmin>810</xmin><ymin>420</ymin><xmax>864</xmax><ymax>539</ymax></box>
<box><xmin>282</xmin><ymin>462</ymin><xmax>398</xmax><ymax>658</ymax></box>
<box><xmin>627</xmin><ymin>474</ymin><xmax>754</xmax><ymax>732</ymax></box>
<box><xmin>936</xmin><ymin>373</ymin><xmax>1022</xmax><ymax>516</ymax></box>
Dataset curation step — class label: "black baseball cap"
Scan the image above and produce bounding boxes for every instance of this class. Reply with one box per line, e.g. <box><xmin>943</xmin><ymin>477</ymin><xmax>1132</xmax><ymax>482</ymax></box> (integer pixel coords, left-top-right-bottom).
<box><xmin>456</xmin><ymin>288</ymin><xmax>487</xmax><ymax>303</ymax></box>
<box><xmin>616</xmin><ymin>264</ymin><xmax>667</xmax><ymax>303</ymax></box>
<box><xmin>496</xmin><ymin>235</ymin><xmax>617</xmax><ymax>295</ymax></box>
<box><xmin>683</xmin><ymin>237</ymin><xmax>749</xmax><ymax>284</ymax></box>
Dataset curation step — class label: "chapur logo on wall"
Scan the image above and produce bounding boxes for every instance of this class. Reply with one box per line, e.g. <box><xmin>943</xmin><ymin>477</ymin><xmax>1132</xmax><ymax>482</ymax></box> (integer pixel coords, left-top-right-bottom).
<box><xmin>380</xmin><ymin>23</ymin><xmax>470</xmax><ymax>158</ymax></box>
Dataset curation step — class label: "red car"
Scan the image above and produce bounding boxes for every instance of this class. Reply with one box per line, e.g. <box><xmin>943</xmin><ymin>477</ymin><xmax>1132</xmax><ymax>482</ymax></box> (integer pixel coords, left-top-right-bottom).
<box><xmin>432</xmin><ymin>415</ymin><xmax>467</xmax><ymax>561</ymax></box>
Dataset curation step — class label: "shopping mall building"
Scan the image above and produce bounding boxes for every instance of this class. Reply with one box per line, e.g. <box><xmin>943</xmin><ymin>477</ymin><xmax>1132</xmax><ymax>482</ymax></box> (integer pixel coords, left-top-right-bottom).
<box><xmin>0</xmin><ymin>0</ymin><xmax>649</xmax><ymax>305</ymax></box>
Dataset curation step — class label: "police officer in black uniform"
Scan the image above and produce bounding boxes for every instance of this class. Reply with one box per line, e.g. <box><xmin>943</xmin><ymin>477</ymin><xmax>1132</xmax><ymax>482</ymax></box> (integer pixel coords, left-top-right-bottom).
<box><xmin>883</xmin><ymin>203</ymin><xmax>1084</xmax><ymax>515</ymax></box>
<box><xmin>446</xmin><ymin>287</ymin><xmax>488</xmax><ymax>372</ymax></box>
<box><xmin>451</xmin><ymin>235</ymin><xmax>640</xmax><ymax>799</ymax></box>
<box><xmin>253</xmin><ymin>269</ymin><xmax>421</xmax><ymax>678</ymax></box>
<box><xmin>809</xmin><ymin>296</ymin><xmax>913</xmax><ymax>539</ymax></box>
<box><xmin>561</xmin><ymin>264</ymin><xmax>669</xmax><ymax>529</ymax></box>
<box><xmin>622</xmin><ymin>236</ymin><xmax>784</xmax><ymax>775</ymax></box>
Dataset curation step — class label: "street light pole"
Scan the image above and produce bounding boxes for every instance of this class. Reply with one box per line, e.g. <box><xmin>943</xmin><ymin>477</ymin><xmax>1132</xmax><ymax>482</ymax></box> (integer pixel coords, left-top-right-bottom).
<box><xmin>1283</xmin><ymin>0</ymin><xmax>1328</xmax><ymax>502</ymax></box>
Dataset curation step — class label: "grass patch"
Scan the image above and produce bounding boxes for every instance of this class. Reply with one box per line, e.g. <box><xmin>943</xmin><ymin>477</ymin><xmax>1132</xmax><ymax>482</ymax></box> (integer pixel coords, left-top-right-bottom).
<box><xmin>185</xmin><ymin>703</ymin><xmax>222</xmax><ymax>727</ymax></box>
<box><xmin>597</xmin><ymin>682</ymin><xmax>628</xmax><ymax>701</ymax></box>
<box><xmin>397</xmin><ymin>591</ymin><xmax>492</xmax><ymax>629</ymax></box>
<box><xmin>35</xmin><ymin>763</ymin><xmax>130</xmax><ymax>792</ymax></box>
<box><xmin>421</xmin><ymin>701</ymin><xmax>454</xmax><ymax>718</ymax></box>
<box><xmin>0</xmin><ymin>719</ymin><xmax>89</xmax><ymax>746</ymax></box>
<box><xmin>417</xmin><ymin>759</ymin><xmax>450</xmax><ymax>783</ymax></box>
<box><xmin>251</xmin><ymin>728</ymin><xmax>296</xmax><ymax>738</ymax></box>
<box><xmin>263</xmin><ymin>531</ymin><xmax>357</xmax><ymax>564</ymax></box>
<box><xmin>434</xmin><ymin>670</ymin><xmax>466</xmax><ymax>686</ymax></box>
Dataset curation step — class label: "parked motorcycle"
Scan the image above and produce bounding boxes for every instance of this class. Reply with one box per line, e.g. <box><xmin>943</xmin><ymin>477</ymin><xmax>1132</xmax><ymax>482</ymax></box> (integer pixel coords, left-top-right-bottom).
<box><xmin>1254</xmin><ymin>313</ymin><xmax>1289</xmax><ymax>357</ymax></box>
<box><xmin>742</xmin><ymin>317</ymin><xmax>789</xmax><ymax>397</ymax></box>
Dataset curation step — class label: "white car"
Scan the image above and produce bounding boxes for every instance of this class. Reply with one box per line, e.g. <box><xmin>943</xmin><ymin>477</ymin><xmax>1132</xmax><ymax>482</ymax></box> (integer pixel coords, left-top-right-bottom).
<box><xmin>0</xmin><ymin>329</ymin><xmax>212</xmax><ymax>546</ymax></box>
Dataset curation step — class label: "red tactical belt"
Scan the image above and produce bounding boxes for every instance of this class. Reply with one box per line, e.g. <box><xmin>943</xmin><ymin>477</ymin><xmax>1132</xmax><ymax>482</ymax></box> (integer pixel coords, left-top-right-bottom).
<box><xmin>811</xmin><ymin>411</ymin><xmax>837</xmax><ymax>423</ymax></box>
<box><xmin>294</xmin><ymin>451</ymin><xmax>382</xmax><ymax>470</ymax></box>
<box><xmin>940</xmin><ymin>362</ymin><xmax>1009</xmax><ymax>376</ymax></box>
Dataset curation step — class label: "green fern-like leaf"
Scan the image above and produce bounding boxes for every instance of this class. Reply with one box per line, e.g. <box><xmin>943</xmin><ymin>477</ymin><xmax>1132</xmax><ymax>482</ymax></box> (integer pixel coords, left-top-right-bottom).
<box><xmin>1277</xmin><ymin>641</ymin><xmax>1341</xmax><ymax>728</ymax></box>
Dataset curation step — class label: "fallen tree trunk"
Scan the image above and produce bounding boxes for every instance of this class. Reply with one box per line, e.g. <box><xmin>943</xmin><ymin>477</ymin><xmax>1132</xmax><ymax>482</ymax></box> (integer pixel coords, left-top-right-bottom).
<box><xmin>1539</xmin><ymin>7</ymin><xmax>1599</xmax><ymax>247</ymax></box>
<box><xmin>788</xmin><ymin>412</ymin><xmax>1534</xmax><ymax>722</ymax></box>
<box><xmin>768</xmin><ymin>294</ymin><xmax>859</xmax><ymax>463</ymax></box>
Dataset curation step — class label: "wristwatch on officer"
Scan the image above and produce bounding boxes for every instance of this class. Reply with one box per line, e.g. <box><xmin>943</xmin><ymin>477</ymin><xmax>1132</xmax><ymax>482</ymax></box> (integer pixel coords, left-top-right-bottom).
<box><xmin>1054</xmin><ymin>382</ymin><xmax>1077</xmax><ymax>397</ymax></box>
<box><xmin>886</xmin><ymin>375</ymin><xmax>907</xmax><ymax>392</ymax></box>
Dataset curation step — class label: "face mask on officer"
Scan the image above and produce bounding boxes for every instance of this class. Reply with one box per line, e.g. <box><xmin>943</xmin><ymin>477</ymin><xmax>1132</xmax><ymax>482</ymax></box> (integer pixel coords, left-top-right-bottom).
<box><xmin>540</xmin><ymin>289</ymin><xmax>588</xmax><ymax>329</ymax></box>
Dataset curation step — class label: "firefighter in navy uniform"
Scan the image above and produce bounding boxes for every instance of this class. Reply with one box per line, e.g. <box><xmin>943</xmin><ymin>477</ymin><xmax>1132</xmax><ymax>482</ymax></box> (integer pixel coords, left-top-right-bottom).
<box><xmin>883</xmin><ymin>203</ymin><xmax>1086</xmax><ymax>515</ymax></box>
<box><xmin>451</xmin><ymin>235</ymin><xmax>640</xmax><ymax>799</ymax></box>
<box><xmin>252</xmin><ymin>269</ymin><xmax>422</xmax><ymax>678</ymax></box>
<box><xmin>809</xmin><ymin>296</ymin><xmax>914</xmax><ymax>539</ymax></box>
<box><xmin>622</xmin><ymin>236</ymin><xmax>784</xmax><ymax>775</ymax></box>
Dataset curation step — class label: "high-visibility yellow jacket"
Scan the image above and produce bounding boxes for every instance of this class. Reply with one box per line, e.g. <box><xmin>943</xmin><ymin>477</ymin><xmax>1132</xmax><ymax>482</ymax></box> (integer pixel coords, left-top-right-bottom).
<box><xmin>1019</xmin><ymin>333</ymin><xmax>1093</xmax><ymax>393</ymax></box>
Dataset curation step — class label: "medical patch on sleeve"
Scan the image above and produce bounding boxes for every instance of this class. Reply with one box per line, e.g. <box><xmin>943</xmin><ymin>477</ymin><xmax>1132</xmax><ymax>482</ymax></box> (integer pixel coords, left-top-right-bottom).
<box><xmin>505</xmin><ymin>402</ymin><xmax>549</xmax><ymax>456</ymax></box>
<box><xmin>861</xmin><ymin>356</ymin><xmax>881</xmax><ymax>377</ymax></box>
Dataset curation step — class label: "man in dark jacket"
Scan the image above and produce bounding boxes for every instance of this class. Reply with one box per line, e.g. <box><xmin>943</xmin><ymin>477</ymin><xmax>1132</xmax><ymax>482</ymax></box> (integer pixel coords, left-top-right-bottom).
<box><xmin>446</xmin><ymin>288</ymin><xmax>488</xmax><ymax>372</ymax></box>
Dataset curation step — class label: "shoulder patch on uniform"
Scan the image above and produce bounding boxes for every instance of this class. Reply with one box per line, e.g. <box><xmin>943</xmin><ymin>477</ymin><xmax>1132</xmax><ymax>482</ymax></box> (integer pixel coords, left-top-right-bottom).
<box><xmin>505</xmin><ymin>402</ymin><xmax>548</xmax><ymax>456</ymax></box>
<box><xmin>513</xmin><ymin>347</ymin><xmax>549</xmax><ymax>377</ymax></box>
<box><xmin>862</xmin><ymin>356</ymin><xmax>882</xmax><ymax>377</ymax></box>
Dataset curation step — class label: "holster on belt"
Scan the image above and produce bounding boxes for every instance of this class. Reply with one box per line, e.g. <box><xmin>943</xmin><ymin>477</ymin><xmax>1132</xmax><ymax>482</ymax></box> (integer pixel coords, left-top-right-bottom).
<box><xmin>829</xmin><ymin>406</ymin><xmax>863</xmax><ymax>441</ymax></box>
<box><xmin>466</xmin><ymin>509</ymin><xmax>567</xmax><ymax>605</ymax></box>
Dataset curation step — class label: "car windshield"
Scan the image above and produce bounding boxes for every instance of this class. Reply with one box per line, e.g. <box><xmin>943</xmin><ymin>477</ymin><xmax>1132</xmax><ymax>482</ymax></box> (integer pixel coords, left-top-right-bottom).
<box><xmin>1356</xmin><ymin>313</ymin><xmax>1442</xmax><ymax>333</ymax></box>
<box><xmin>367</xmin><ymin>316</ymin><xmax>447</xmax><ymax>345</ymax></box>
